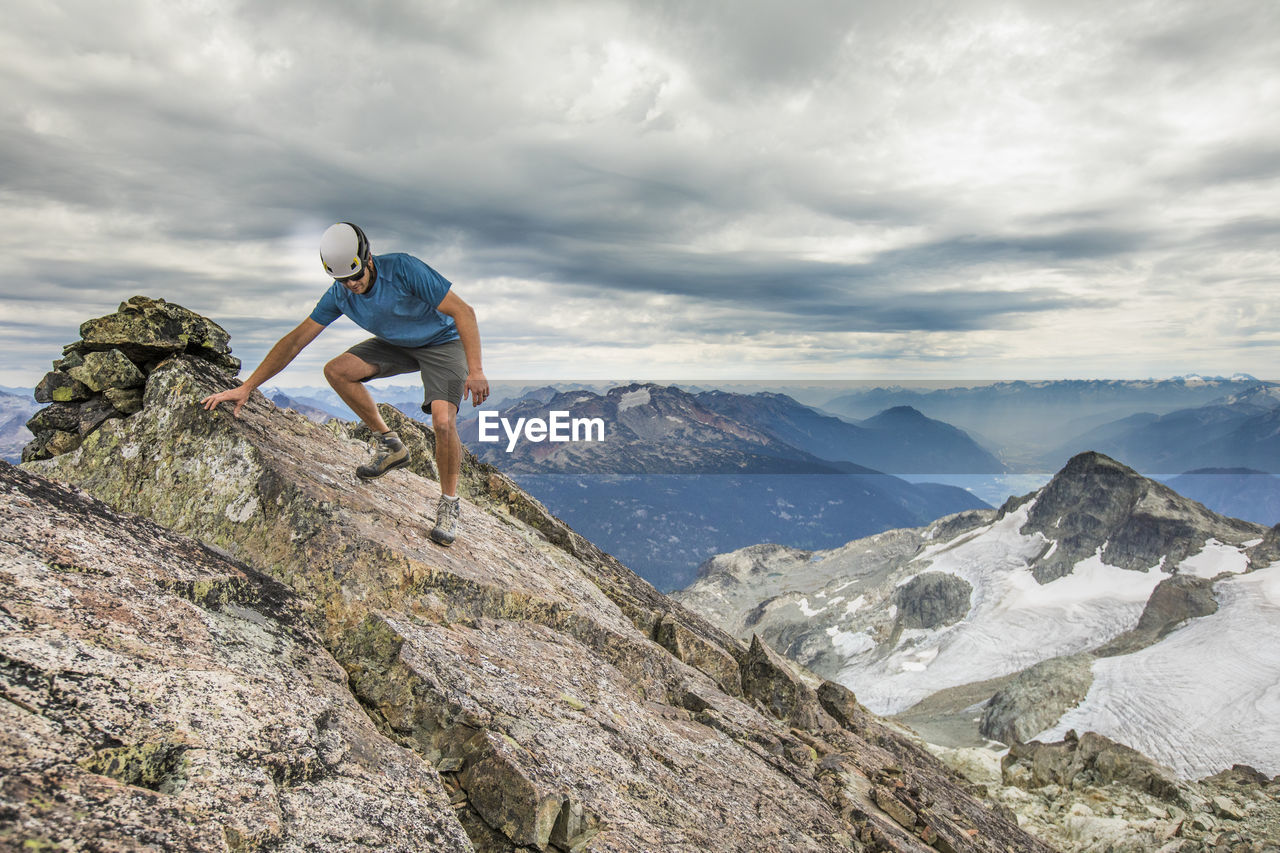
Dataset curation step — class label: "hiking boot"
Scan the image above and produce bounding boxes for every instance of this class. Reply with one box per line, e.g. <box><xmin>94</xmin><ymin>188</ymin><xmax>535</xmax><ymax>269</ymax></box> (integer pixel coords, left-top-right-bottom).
<box><xmin>356</xmin><ymin>430</ymin><xmax>409</xmax><ymax>480</ymax></box>
<box><xmin>430</xmin><ymin>496</ymin><xmax>460</xmax><ymax>546</ymax></box>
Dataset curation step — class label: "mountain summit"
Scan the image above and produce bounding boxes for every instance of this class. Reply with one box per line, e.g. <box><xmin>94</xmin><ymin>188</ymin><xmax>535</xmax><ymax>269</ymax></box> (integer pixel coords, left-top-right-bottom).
<box><xmin>7</xmin><ymin>297</ymin><xmax>1048</xmax><ymax>852</ymax></box>
<box><xmin>1021</xmin><ymin>451</ymin><xmax>1262</xmax><ymax>581</ymax></box>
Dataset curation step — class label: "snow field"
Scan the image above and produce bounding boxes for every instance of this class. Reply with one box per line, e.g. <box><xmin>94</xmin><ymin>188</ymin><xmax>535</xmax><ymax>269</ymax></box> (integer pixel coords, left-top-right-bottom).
<box><xmin>842</xmin><ymin>503</ymin><xmax>1169</xmax><ymax>715</ymax></box>
<box><xmin>1037</xmin><ymin>565</ymin><xmax>1280</xmax><ymax>779</ymax></box>
<box><xmin>1176</xmin><ymin>538</ymin><xmax>1251</xmax><ymax>578</ymax></box>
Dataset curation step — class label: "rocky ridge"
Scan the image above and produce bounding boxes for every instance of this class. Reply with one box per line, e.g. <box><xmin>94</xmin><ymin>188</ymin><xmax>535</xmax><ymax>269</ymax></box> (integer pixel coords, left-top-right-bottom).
<box><xmin>1</xmin><ymin>464</ymin><xmax>471</xmax><ymax>851</ymax></box>
<box><xmin>5</xmin><ymin>297</ymin><xmax>1050</xmax><ymax>852</ymax></box>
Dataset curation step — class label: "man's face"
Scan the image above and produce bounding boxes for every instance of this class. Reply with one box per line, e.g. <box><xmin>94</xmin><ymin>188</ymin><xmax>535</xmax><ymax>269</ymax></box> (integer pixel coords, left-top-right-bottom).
<box><xmin>340</xmin><ymin>260</ymin><xmax>373</xmax><ymax>295</ymax></box>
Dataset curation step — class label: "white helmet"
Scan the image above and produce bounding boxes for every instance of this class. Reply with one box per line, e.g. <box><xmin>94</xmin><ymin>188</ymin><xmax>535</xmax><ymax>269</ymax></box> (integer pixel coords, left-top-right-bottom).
<box><xmin>320</xmin><ymin>222</ymin><xmax>371</xmax><ymax>280</ymax></box>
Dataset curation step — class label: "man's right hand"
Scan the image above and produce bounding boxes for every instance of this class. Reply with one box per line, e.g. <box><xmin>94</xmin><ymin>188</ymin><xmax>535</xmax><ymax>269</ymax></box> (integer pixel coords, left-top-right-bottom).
<box><xmin>201</xmin><ymin>384</ymin><xmax>253</xmax><ymax>418</ymax></box>
<box><xmin>199</xmin><ymin>318</ymin><xmax>324</xmax><ymax>419</ymax></box>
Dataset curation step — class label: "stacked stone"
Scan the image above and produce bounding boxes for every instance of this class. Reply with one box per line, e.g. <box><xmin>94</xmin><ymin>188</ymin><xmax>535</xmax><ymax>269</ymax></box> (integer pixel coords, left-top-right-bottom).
<box><xmin>22</xmin><ymin>296</ymin><xmax>240</xmax><ymax>461</ymax></box>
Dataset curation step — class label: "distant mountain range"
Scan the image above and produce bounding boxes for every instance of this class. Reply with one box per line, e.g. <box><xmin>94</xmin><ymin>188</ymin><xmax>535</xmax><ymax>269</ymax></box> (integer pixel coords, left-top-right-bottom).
<box><xmin>694</xmin><ymin>392</ymin><xmax>1004</xmax><ymax>474</ymax></box>
<box><xmin>458</xmin><ymin>383</ymin><xmax>991</xmax><ymax>590</ymax></box>
<box><xmin>1163</xmin><ymin>468</ymin><xmax>1280</xmax><ymax>526</ymax></box>
<box><xmin>274</xmin><ymin>377</ymin><xmax>1279</xmax><ymax>482</ymax></box>
<box><xmin>0</xmin><ymin>390</ymin><xmax>39</xmax><ymax>463</ymax></box>
<box><xmin>675</xmin><ymin>451</ymin><xmax>1279</xmax><ymax>780</ymax></box>
<box><xmin>266</xmin><ymin>389</ymin><xmax>335</xmax><ymax>423</ymax></box>
<box><xmin>1047</xmin><ymin>385</ymin><xmax>1280</xmax><ymax>474</ymax></box>
<box><xmin>16</xmin><ymin>368</ymin><xmax>1280</xmax><ymax>525</ymax></box>
<box><xmin>824</xmin><ymin>377</ymin><xmax>1270</xmax><ymax>469</ymax></box>
<box><xmin>461</xmin><ymin>384</ymin><xmax>857</xmax><ymax>474</ymax></box>
<box><xmin>459</xmin><ymin>383</ymin><xmax>1001</xmax><ymax>476</ymax></box>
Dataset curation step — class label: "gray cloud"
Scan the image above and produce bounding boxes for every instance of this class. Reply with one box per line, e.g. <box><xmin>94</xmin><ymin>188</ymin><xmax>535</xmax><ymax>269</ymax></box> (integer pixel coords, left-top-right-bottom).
<box><xmin>1</xmin><ymin>0</ymin><xmax>1277</xmax><ymax>387</ymax></box>
<box><xmin>1205</xmin><ymin>217</ymin><xmax>1280</xmax><ymax>246</ymax></box>
<box><xmin>1174</xmin><ymin>143</ymin><xmax>1280</xmax><ymax>189</ymax></box>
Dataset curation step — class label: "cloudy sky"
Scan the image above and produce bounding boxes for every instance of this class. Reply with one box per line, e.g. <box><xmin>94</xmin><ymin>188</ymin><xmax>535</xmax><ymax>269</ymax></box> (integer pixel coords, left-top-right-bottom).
<box><xmin>2</xmin><ymin>0</ymin><xmax>1277</xmax><ymax>391</ymax></box>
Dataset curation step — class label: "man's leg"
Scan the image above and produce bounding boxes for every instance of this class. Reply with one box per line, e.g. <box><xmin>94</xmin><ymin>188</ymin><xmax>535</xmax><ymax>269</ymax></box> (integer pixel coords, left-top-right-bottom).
<box><xmin>428</xmin><ymin>398</ymin><xmax>463</xmax><ymax>546</ymax></box>
<box><xmin>429</xmin><ymin>398</ymin><xmax>461</xmax><ymax>497</ymax></box>
<box><xmin>326</xmin><ymin>351</ymin><xmax>410</xmax><ymax>480</ymax></box>
<box><xmin>324</xmin><ymin>353</ymin><xmax>391</xmax><ymax>433</ymax></box>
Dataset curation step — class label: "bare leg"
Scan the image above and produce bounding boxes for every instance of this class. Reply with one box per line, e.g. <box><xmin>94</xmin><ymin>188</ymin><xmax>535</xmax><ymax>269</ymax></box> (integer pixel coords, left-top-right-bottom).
<box><xmin>429</xmin><ymin>399</ymin><xmax>461</xmax><ymax>496</ymax></box>
<box><xmin>324</xmin><ymin>354</ymin><xmax>391</xmax><ymax>433</ymax></box>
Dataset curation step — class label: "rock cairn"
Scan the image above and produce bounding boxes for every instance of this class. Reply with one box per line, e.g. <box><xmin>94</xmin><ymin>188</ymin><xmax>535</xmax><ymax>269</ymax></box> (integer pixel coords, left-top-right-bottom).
<box><xmin>22</xmin><ymin>296</ymin><xmax>239</xmax><ymax>461</ymax></box>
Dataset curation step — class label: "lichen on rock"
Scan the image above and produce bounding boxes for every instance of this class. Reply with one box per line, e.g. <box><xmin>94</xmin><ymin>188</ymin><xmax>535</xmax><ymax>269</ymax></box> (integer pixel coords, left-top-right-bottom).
<box><xmin>67</xmin><ymin>348</ymin><xmax>146</xmax><ymax>392</ymax></box>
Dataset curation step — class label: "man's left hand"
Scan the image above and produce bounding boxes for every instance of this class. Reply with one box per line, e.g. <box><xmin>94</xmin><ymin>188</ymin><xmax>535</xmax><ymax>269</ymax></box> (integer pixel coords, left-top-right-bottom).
<box><xmin>465</xmin><ymin>372</ymin><xmax>490</xmax><ymax>406</ymax></box>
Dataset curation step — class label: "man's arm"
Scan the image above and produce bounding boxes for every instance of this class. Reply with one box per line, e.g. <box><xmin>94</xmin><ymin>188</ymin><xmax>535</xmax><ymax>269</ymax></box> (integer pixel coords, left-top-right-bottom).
<box><xmin>436</xmin><ymin>291</ymin><xmax>489</xmax><ymax>406</ymax></box>
<box><xmin>201</xmin><ymin>318</ymin><xmax>326</xmax><ymax>417</ymax></box>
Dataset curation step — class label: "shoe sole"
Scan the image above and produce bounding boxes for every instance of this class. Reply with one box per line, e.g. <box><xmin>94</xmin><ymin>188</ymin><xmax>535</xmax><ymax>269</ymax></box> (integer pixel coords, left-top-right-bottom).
<box><xmin>356</xmin><ymin>454</ymin><xmax>411</xmax><ymax>480</ymax></box>
<box><xmin>429</xmin><ymin>531</ymin><xmax>456</xmax><ymax>547</ymax></box>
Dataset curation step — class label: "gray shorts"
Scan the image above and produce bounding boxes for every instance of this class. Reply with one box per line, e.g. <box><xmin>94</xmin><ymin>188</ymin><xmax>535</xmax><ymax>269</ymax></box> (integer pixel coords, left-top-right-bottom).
<box><xmin>346</xmin><ymin>338</ymin><xmax>467</xmax><ymax>412</ymax></box>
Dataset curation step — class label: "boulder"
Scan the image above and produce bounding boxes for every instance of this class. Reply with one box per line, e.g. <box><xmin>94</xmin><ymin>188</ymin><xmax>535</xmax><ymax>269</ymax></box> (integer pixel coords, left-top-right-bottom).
<box><xmin>34</xmin><ymin>369</ymin><xmax>91</xmax><ymax>403</ymax></box>
<box><xmin>66</xmin><ymin>348</ymin><xmax>145</xmax><ymax>392</ymax></box>
<box><xmin>1003</xmin><ymin>730</ymin><xmax>1183</xmax><ymax>803</ymax></box>
<box><xmin>1098</xmin><ymin>574</ymin><xmax>1221</xmax><ymax>656</ymax></box>
<box><xmin>79</xmin><ymin>295</ymin><xmax>239</xmax><ymax>371</ymax></box>
<box><xmin>654</xmin><ymin>611</ymin><xmax>743</xmax><ymax>697</ymax></box>
<box><xmin>456</xmin><ymin>730</ymin><xmax>566</xmax><ymax>848</ymax></box>
<box><xmin>980</xmin><ymin>654</ymin><xmax>1095</xmax><ymax>745</ymax></box>
<box><xmin>51</xmin><ymin>344</ymin><xmax>86</xmax><ymax>372</ymax></box>
<box><xmin>103</xmin><ymin>386</ymin><xmax>145</xmax><ymax>415</ymax></box>
<box><xmin>741</xmin><ymin>634</ymin><xmax>825</xmax><ymax>729</ymax></box>
<box><xmin>77</xmin><ymin>395</ymin><xmax>125</xmax><ymax>435</ymax></box>
<box><xmin>816</xmin><ymin>680</ymin><xmax>871</xmax><ymax>734</ymax></box>
<box><xmin>894</xmin><ymin>571</ymin><xmax>973</xmax><ymax>629</ymax></box>
<box><xmin>1136</xmin><ymin>574</ymin><xmax>1219</xmax><ymax>637</ymax></box>
<box><xmin>26</xmin><ymin>402</ymin><xmax>80</xmax><ymax>434</ymax></box>
<box><xmin>20</xmin><ymin>428</ymin><xmax>81</xmax><ymax>461</ymax></box>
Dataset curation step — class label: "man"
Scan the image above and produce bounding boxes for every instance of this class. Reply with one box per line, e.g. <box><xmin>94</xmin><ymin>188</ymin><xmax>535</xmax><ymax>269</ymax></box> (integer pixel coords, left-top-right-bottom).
<box><xmin>201</xmin><ymin>222</ymin><xmax>488</xmax><ymax>546</ymax></box>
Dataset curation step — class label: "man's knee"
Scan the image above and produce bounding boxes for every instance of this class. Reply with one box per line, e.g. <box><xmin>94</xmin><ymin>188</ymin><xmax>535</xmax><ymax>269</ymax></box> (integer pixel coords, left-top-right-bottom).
<box><xmin>325</xmin><ymin>354</ymin><xmax>377</xmax><ymax>385</ymax></box>
<box><xmin>429</xmin><ymin>400</ymin><xmax>458</xmax><ymax>434</ymax></box>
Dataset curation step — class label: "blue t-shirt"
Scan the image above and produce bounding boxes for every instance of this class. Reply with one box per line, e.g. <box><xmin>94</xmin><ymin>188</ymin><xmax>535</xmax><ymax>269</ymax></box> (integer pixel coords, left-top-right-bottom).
<box><xmin>309</xmin><ymin>253</ymin><xmax>460</xmax><ymax>348</ymax></box>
